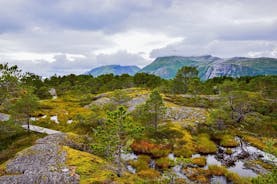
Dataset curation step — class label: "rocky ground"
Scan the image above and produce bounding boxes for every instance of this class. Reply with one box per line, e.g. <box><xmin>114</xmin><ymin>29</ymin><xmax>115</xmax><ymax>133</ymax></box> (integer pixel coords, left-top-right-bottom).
<box><xmin>0</xmin><ymin>134</ymin><xmax>80</xmax><ymax>184</ymax></box>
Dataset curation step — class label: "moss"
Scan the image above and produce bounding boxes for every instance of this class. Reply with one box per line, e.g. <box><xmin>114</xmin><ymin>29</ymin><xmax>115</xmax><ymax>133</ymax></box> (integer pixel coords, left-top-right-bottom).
<box><xmin>220</xmin><ymin>135</ymin><xmax>239</xmax><ymax>147</ymax></box>
<box><xmin>208</xmin><ymin>165</ymin><xmax>251</xmax><ymax>184</ymax></box>
<box><xmin>208</xmin><ymin>165</ymin><xmax>227</xmax><ymax>176</ymax></box>
<box><xmin>137</xmin><ymin>169</ymin><xmax>160</xmax><ymax>179</ymax></box>
<box><xmin>191</xmin><ymin>156</ymin><xmax>207</xmax><ymax>167</ymax></box>
<box><xmin>225</xmin><ymin>172</ymin><xmax>251</xmax><ymax>184</ymax></box>
<box><xmin>129</xmin><ymin>155</ymin><xmax>151</xmax><ymax>172</ymax></box>
<box><xmin>0</xmin><ymin>132</ymin><xmax>45</xmax><ymax>164</ymax></box>
<box><xmin>169</xmin><ymin>123</ymin><xmax>196</xmax><ymax>157</ymax></box>
<box><xmin>225</xmin><ymin>148</ymin><xmax>233</xmax><ymax>155</ymax></box>
<box><xmin>251</xmin><ymin>169</ymin><xmax>277</xmax><ymax>184</ymax></box>
<box><xmin>242</xmin><ymin>135</ymin><xmax>277</xmax><ymax>157</ymax></box>
<box><xmin>0</xmin><ymin>162</ymin><xmax>7</xmax><ymax>176</ymax></box>
<box><xmin>183</xmin><ymin>167</ymin><xmax>210</xmax><ymax>183</ymax></box>
<box><xmin>173</xmin><ymin>146</ymin><xmax>194</xmax><ymax>158</ymax></box>
<box><xmin>131</xmin><ymin>140</ymin><xmax>171</xmax><ymax>158</ymax></box>
<box><xmin>63</xmin><ymin>146</ymin><xmax>114</xmax><ymax>184</ymax></box>
<box><xmin>155</xmin><ymin>157</ymin><xmax>172</xmax><ymax>169</ymax></box>
<box><xmin>196</xmin><ymin>134</ymin><xmax>217</xmax><ymax>154</ymax></box>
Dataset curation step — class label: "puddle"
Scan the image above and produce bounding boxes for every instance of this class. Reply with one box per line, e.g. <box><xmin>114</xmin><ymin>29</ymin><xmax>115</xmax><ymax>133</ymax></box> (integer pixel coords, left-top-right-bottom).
<box><xmin>127</xmin><ymin>165</ymin><xmax>136</xmax><ymax>174</ymax></box>
<box><xmin>30</xmin><ymin>115</ymin><xmax>47</xmax><ymax>121</ymax></box>
<box><xmin>121</xmin><ymin>152</ymin><xmax>138</xmax><ymax>161</ymax></box>
<box><xmin>122</xmin><ymin>137</ymin><xmax>277</xmax><ymax>179</ymax></box>
<box><xmin>228</xmin><ymin>160</ymin><xmax>257</xmax><ymax>177</ymax></box>
<box><xmin>205</xmin><ymin>155</ymin><xmax>222</xmax><ymax>168</ymax></box>
<box><xmin>30</xmin><ymin>117</ymin><xmax>37</xmax><ymax>121</ymax></box>
<box><xmin>210</xmin><ymin>176</ymin><xmax>229</xmax><ymax>184</ymax></box>
<box><xmin>50</xmin><ymin>115</ymin><xmax>59</xmax><ymax>124</ymax></box>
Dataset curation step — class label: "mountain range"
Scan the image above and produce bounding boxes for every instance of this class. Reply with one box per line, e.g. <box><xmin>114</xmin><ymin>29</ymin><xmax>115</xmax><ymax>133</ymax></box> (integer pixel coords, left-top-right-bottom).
<box><xmin>85</xmin><ymin>65</ymin><xmax>140</xmax><ymax>77</ymax></box>
<box><xmin>85</xmin><ymin>55</ymin><xmax>277</xmax><ymax>80</ymax></box>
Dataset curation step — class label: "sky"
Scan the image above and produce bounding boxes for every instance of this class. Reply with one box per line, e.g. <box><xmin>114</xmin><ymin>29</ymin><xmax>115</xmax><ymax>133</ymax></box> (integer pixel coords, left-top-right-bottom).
<box><xmin>0</xmin><ymin>0</ymin><xmax>277</xmax><ymax>76</ymax></box>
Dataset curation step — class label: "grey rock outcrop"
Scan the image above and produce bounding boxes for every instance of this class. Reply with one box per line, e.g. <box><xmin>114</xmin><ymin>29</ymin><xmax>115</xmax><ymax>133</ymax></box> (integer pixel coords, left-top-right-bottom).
<box><xmin>0</xmin><ymin>134</ymin><xmax>80</xmax><ymax>184</ymax></box>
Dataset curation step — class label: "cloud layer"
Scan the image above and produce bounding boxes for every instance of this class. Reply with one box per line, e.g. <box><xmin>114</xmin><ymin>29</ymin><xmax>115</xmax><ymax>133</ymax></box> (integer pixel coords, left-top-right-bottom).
<box><xmin>0</xmin><ymin>0</ymin><xmax>277</xmax><ymax>76</ymax></box>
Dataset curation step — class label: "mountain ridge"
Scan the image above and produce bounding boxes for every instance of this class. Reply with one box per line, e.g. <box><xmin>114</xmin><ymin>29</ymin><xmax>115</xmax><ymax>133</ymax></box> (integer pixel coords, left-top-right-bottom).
<box><xmin>85</xmin><ymin>55</ymin><xmax>277</xmax><ymax>80</ymax></box>
<box><xmin>85</xmin><ymin>65</ymin><xmax>140</xmax><ymax>77</ymax></box>
<box><xmin>140</xmin><ymin>55</ymin><xmax>277</xmax><ymax>80</ymax></box>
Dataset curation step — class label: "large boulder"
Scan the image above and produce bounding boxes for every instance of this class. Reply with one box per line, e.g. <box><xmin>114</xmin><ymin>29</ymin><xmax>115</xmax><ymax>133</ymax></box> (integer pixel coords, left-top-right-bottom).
<box><xmin>0</xmin><ymin>134</ymin><xmax>80</xmax><ymax>184</ymax></box>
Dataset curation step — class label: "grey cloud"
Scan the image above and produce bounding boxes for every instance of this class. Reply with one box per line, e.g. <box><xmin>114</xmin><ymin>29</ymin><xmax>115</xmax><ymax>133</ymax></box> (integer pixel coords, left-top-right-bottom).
<box><xmin>95</xmin><ymin>51</ymin><xmax>147</xmax><ymax>68</ymax></box>
<box><xmin>1</xmin><ymin>0</ymin><xmax>277</xmax><ymax>76</ymax></box>
<box><xmin>151</xmin><ymin>39</ymin><xmax>277</xmax><ymax>58</ymax></box>
<box><xmin>3</xmin><ymin>51</ymin><xmax>147</xmax><ymax>77</ymax></box>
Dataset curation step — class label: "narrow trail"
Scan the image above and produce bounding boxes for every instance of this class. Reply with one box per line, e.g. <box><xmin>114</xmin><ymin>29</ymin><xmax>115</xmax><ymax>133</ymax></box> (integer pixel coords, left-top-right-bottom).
<box><xmin>22</xmin><ymin>125</ymin><xmax>62</xmax><ymax>134</ymax></box>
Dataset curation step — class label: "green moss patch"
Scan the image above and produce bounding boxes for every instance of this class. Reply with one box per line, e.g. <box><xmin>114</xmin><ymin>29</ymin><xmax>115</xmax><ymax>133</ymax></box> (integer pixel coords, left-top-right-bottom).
<box><xmin>220</xmin><ymin>135</ymin><xmax>239</xmax><ymax>147</ymax></box>
<box><xmin>63</xmin><ymin>146</ymin><xmax>114</xmax><ymax>184</ymax></box>
<box><xmin>196</xmin><ymin>134</ymin><xmax>217</xmax><ymax>154</ymax></box>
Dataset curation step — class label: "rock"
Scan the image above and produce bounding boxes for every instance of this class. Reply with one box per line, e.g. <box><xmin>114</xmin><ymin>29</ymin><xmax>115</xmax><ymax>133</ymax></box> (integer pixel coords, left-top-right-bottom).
<box><xmin>0</xmin><ymin>134</ymin><xmax>80</xmax><ymax>184</ymax></box>
<box><xmin>223</xmin><ymin>157</ymin><xmax>237</xmax><ymax>167</ymax></box>
<box><xmin>48</xmin><ymin>88</ymin><xmax>57</xmax><ymax>97</ymax></box>
<box><xmin>236</xmin><ymin>151</ymin><xmax>250</xmax><ymax>159</ymax></box>
<box><xmin>218</xmin><ymin>147</ymin><xmax>224</xmax><ymax>154</ymax></box>
<box><xmin>126</xmin><ymin>95</ymin><xmax>148</xmax><ymax>112</ymax></box>
<box><xmin>0</xmin><ymin>113</ymin><xmax>10</xmax><ymax>121</ymax></box>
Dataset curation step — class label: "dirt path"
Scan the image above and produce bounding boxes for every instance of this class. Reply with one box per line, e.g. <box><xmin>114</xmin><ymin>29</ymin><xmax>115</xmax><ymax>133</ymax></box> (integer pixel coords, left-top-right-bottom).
<box><xmin>22</xmin><ymin>125</ymin><xmax>62</xmax><ymax>135</ymax></box>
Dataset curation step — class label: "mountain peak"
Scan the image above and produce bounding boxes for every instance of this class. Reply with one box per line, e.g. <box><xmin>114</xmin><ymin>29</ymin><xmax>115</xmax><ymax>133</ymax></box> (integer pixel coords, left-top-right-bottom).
<box><xmin>85</xmin><ymin>65</ymin><xmax>140</xmax><ymax>77</ymax></box>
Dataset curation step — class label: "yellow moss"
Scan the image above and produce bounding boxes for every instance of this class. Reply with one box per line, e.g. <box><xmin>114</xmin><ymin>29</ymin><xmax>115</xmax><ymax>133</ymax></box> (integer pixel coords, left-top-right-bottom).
<box><xmin>63</xmin><ymin>146</ymin><xmax>113</xmax><ymax>184</ymax></box>
<box><xmin>208</xmin><ymin>165</ymin><xmax>227</xmax><ymax>176</ymax></box>
<box><xmin>220</xmin><ymin>135</ymin><xmax>239</xmax><ymax>147</ymax></box>
<box><xmin>129</xmin><ymin>155</ymin><xmax>151</xmax><ymax>172</ymax></box>
<box><xmin>191</xmin><ymin>157</ymin><xmax>206</xmax><ymax>167</ymax></box>
<box><xmin>225</xmin><ymin>148</ymin><xmax>233</xmax><ymax>155</ymax></box>
<box><xmin>169</xmin><ymin>123</ymin><xmax>196</xmax><ymax>157</ymax></box>
<box><xmin>242</xmin><ymin>135</ymin><xmax>277</xmax><ymax>156</ymax></box>
<box><xmin>155</xmin><ymin>157</ymin><xmax>172</xmax><ymax>169</ymax></box>
<box><xmin>0</xmin><ymin>162</ymin><xmax>7</xmax><ymax>176</ymax></box>
<box><xmin>208</xmin><ymin>165</ymin><xmax>251</xmax><ymax>184</ymax></box>
<box><xmin>196</xmin><ymin>134</ymin><xmax>217</xmax><ymax>154</ymax></box>
<box><xmin>137</xmin><ymin>169</ymin><xmax>160</xmax><ymax>179</ymax></box>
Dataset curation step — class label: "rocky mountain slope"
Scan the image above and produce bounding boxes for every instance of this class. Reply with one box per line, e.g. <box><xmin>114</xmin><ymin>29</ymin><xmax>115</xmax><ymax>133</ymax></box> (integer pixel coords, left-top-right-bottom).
<box><xmin>140</xmin><ymin>55</ymin><xmax>277</xmax><ymax>80</ymax></box>
<box><xmin>85</xmin><ymin>65</ymin><xmax>140</xmax><ymax>77</ymax></box>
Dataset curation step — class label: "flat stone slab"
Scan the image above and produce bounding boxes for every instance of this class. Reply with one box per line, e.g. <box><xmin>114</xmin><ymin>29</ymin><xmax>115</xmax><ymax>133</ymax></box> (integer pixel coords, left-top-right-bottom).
<box><xmin>22</xmin><ymin>125</ymin><xmax>62</xmax><ymax>135</ymax></box>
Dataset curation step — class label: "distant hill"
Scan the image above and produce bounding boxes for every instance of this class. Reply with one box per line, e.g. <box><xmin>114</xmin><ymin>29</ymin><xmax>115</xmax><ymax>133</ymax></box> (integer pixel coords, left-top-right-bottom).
<box><xmin>139</xmin><ymin>55</ymin><xmax>277</xmax><ymax>80</ymax></box>
<box><xmin>85</xmin><ymin>65</ymin><xmax>140</xmax><ymax>77</ymax></box>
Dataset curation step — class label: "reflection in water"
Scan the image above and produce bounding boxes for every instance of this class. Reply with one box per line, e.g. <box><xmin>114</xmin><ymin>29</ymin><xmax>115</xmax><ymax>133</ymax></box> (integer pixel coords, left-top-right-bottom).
<box><xmin>123</xmin><ymin>138</ymin><xmax>277</xmax><ymax>179</ymax></box>
<box><xmin>210</xmin><ymin>176</ymin><xmax>229</xmax><ymax>184</ymax></box>
<box><xmin>228</xmin><ymin>160</ymin><xmax>257</xmax><ymax>177</ymax></box>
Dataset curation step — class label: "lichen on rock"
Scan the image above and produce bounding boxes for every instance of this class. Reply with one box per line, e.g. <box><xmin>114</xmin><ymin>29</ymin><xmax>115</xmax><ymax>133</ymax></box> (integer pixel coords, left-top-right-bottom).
<box><xmin>0</xmin><ymin>134</ymin><xmax>79</xmax><ymax>184</ymax></box>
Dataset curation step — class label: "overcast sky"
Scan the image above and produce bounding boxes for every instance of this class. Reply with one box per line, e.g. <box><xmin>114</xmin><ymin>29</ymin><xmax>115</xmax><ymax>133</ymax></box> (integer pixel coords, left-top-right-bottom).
<box><xmin>0</xmin><ymin>0</ymin><xmax>277</xmax><ymax>76</ymax></box>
